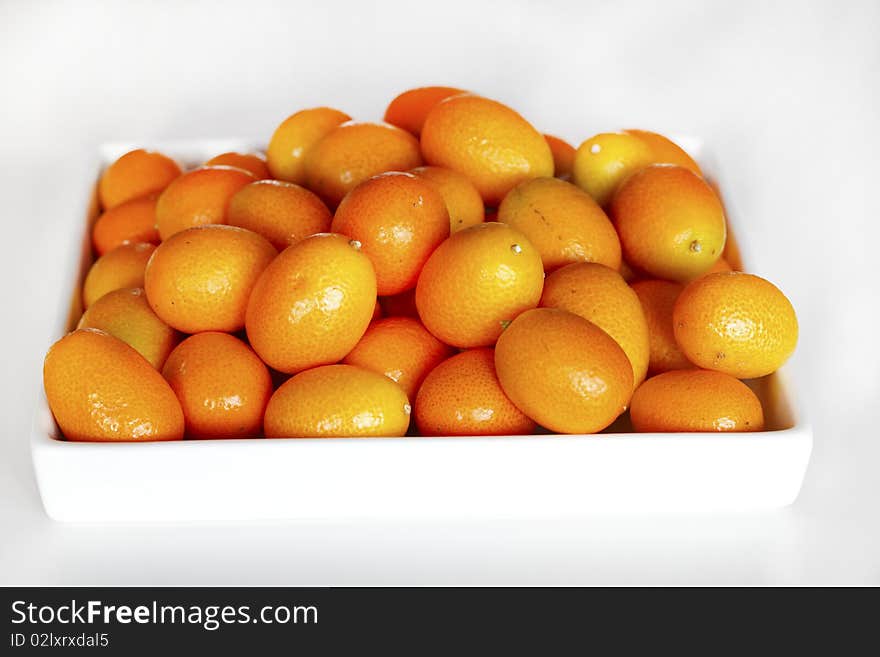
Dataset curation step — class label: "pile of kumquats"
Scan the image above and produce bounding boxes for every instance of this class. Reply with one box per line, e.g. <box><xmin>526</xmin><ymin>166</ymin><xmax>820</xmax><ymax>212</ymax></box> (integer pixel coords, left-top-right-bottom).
<box><xmin>42</xmin><ymin>86</ymin><xmax>798</xmax><ymax>441</ymax></box>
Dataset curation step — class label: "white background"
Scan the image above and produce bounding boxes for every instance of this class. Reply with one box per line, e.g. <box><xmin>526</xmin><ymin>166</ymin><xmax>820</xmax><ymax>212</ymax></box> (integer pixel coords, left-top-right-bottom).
<box><xmin>1</xmin><ymin>0</ymin><xmax>878</xmax><ymax>584</ymax></box>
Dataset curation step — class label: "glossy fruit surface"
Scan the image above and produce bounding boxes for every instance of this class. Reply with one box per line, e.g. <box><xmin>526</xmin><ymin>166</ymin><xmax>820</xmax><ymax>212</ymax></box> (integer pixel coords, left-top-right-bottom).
<box><xmin>411</xmin><ymin>165</ymin><xmax>484</xmax><ymax>233</ymax></box>
<box><xmin>420</xmin><ymin>95</ymin><xmax>553</xmax><ymax>205</ymax></box>
<box><xmin>98</xmin><ymin>149</ymin><xmax>181</xmax><ymax>210</ymax></box>
<box><xmin>384</xmin><ymin>86</ymin><xmax>465</xmax><ymax>136</ymax></box>
<box><xmin>82</xmin><ymin>242</ymin><xmax>156</xmax><ymax>308</ymax></box>
<box><xmin>540</xmin><ymin>262</ymin><xmax>649</xmax><ymax>387</ymax></box>
<box><xmin>498</xmin><ymin>176</ymin><xmax>621</xmax><ymax>272</ymax></box>
<box><xmin>572</xmin><ymin>130</ymin><xmax>702</xmax><ymax>208</ymax></box>
<box><xmin>92</xmin><ymin>194</ymin><xmax>160</xmax><ymax>256</ymax></box>
<box><xmin>343</xmin><ymin>316</ymin><xmax>453</xmax><ymax>399</ymax></box>
<box><xmin>77</xmin><ymin>287</ymin><xmax>179</xmax><ymax>370</ymax></box>
<box><xmin>544</xmin><ymin>134</ymin><xmax>575</xmax><ymax>179</ymax></box>
<box><xmin>144</xmin><ymin>225</ymin><xmax>277</xmax><ymax>333</ymax></box>
<box><xmin>571</xmin><ymin>132</ymin><xmax>654</xmax><ymax>207</ymax></box>
<box><xmin>264</xmin><ymin>364</ymin><xmax>411</xmax><ymax>438</ymax></box>
<box><xmin>205</xmin><ymin>152</ymin><xmax>270</xmax><ymax>180</ymax></box>
<box><xmin>162</xmin><ymin>332</ymin><xmax>272</xmax><ymax>439</ymax></box>
<box><xmin>673</xmin><ymin>272</ymin><xmax>798</xmax><ymax>378</ymax></box>
<box><xmin>45</xmin><ymin>94</ymin><xmax>803</xmax><ymax>444</ymax></box>
<box><xmin>245</xmin><ymin>233</ymin><xmax>377</xmax><ymax>373</ymax></box>
<box><xmin>630</xmin><ymin>369</ymin><xmax>764</xmax><ymax>432</ymax></box>
<box><xmin>331</xmin><ymin>172</ymin><xmax>449</xmax><ymax>295</ymax></box>
<box><xmin>266</xmin><ymin>107</ymin><xmax>352</xmax><ymax>184</ymax></box>
<box><xmin>611</xmin><ymin>164</ymin><xmax>726</xmax><ymax>282</ymax></box>
<box><xmin>624</xmin><ymin>129</ymin><xmax>702</xmax><ymax>175</ymax></box>
<box><xmin>415</xmin><ymin>348</ymin><xmax>535</xmax><ymax>436</ymax></box>
<box><xmin>155</xmin><ymin>165</ymin><xmax>255</xmax><ymax>240</ymax></box>
<box><xmin>416</xmin><ymin>222</ymin><xmax>544</xmax><ymax>348</ymax></box>
<box><xmin>304</xmin><ymin>121</ymin><xmax>423</xmax><ymax>207</ymax></box>
<box><xmin>43</xmin><ymin>328</ymin><xmax>183</xmax><ymax>441</ymax></box>
<box><xmin>631</xmin><ymin>279</ymin><xmax>693</xmax><ymax>374</ymax></box>
<box><xmin>227</xmin><ymin>179</ymin><xmax>331</xmax><ymax>250</ymax></box>
<box><xmin>495</xmin><ymin>307</ymin><xmax>633</xmax><ymax>434</ymax></box>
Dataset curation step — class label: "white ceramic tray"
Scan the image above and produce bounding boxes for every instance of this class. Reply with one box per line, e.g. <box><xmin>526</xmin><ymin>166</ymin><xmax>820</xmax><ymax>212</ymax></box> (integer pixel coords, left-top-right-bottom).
<box><xmin>30</xmin><ymin>138</ymin><xmax>812</xmax><ymax>521</ymax></box>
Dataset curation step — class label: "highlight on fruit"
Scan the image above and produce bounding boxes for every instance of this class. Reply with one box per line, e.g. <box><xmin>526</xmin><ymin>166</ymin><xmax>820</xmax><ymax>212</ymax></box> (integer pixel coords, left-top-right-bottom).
<box><xmin>42</xmin><ymin>86</ymin><xmax>798</xmax><ymax>441</ymax></box>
